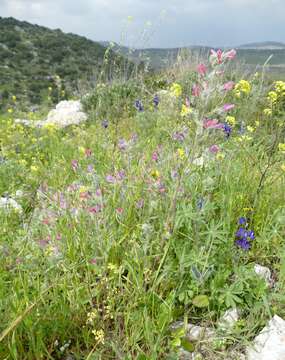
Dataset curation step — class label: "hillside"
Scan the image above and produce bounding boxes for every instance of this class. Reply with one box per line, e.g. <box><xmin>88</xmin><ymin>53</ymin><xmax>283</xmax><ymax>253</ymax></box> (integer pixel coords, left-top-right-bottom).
<box><xmin>0</xmin><ymin>17</ymin><xmax>135</xmax><ymax>109</ymax></box>
<box><xmin>101</xmin><ymin>41</ymin><xmax>285</xmax><ymax>71</ymax></box>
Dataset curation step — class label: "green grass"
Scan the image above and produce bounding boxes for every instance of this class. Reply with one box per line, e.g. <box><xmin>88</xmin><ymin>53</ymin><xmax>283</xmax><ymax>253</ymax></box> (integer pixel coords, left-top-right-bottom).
<box><xmin>0</xmin><ymin>52</ymin><xmax>285</xmax><ymax>359</ymax></box>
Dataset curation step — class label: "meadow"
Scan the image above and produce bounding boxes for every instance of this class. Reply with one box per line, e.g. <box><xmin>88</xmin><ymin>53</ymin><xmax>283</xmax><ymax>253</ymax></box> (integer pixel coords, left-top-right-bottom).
<box><xmin>0</xmin><ymin>49</ymin><xmax>285</xmax><ymax>359</ymax></box>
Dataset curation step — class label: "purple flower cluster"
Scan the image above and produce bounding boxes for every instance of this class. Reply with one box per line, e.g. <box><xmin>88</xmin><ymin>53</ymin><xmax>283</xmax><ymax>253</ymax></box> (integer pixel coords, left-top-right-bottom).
<box><xmin>223</xmin><ymin>123</ymin><xmax>232</xmax><ymax>138</ymax></box>
<box><xmin>153</xmin><ymin>94</ymin><xmax>159</xmax><ymax>108</ymax></box>
<box><xmin>235</xmin><ymin>217</ymin><xmax>255</xmax><ymax>250</ymax></box>
<box><xmin>135</xmin><ymin>100</ymin><xmax>144</xmax><ymax>112</ymax></box>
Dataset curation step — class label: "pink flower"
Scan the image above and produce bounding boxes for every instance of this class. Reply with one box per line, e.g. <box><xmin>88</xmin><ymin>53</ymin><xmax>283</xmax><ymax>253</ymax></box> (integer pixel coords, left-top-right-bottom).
<box><xmin>197</xmin><ymin>63</ymin><xmax>207</xmax><ymax>76</ymax></box>
<box><xmin>203</xmin><ymin>119</ymin><xmax>224</xmax><ymax>129</ymax></box>
<box><xmin>211</xmin><ymin>49</ymin><xmax>223</xmax><ymax>64</ymax></box>
<box><xmin>89</xmin><ymin>258</ymin><xmax>97</xmax><ymax>265</ymax></box>
<box><xmin>223</xmin><ymin>104</ymin><xmax>235</xmax><ymax>112</ymax></box>
<box><xmin>209</xmin><ymin>145</ymin><xmax>220</xmax><ymax>153</ymax></box>
<box><xmin>106</xmin><ymin>174</ymin><xmax>116</xmax><ymax>183</ymax></box>
<box><xmin>152</xmin><ymin>151</ymin><xmax>159</xmax><ymax>162</ymax></box>
<box><xmin>185</xmin><ymin>96</ymin><xmax>191</xmax><ymax>107</ymax></box>
<box><xmin>116</xmin><ymin>207</ymin><xmax>124</xmax><ymax>214</ymax></box>
<box><xmin>71</xmin><ymin>159</ymin><xmax>79</xmax><ymax>171</ymax></box>
<box><xmin>88</xmin><ymin>205</ymin><xmax>102</xmax><ymax>214</ymax></box>
<box><xmin>192</xmin><ymin>84</ymin><xmax>201</xmax><ymax>97</ymax></box>
<box><xmin>56</xmin><ymin>233</ymin><xmax>62</xmax><ymax>241</ymax></box>
<box><xmin>223</xmin><ymin>81</ymin><xmax>235</xmax><ymax>91</ymax></box>
<box><xmin>224</xmin><ymin>49</ymin><xmax>237</xmax><ymax>60</ymax></box>
<box><xmin>136</xmin><ymin>199</ymin><xmax>144</xmax><ymax>209</ymax></box>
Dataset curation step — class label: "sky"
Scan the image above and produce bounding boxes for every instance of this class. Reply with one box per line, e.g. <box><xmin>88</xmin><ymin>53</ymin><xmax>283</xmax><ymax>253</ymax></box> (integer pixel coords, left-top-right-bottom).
<box><xmin>0</xmin><ymin>0</ymin><xmax>284</xmax><ymax>48</ymax></box>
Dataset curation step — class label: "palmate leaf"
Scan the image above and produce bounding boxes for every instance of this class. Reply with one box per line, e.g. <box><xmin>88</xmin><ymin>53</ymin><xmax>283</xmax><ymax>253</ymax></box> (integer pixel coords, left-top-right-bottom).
<box><xmin>192</xmin><ymin>295</ymin><xmax>210</xmax><ymax>308</ymax></box>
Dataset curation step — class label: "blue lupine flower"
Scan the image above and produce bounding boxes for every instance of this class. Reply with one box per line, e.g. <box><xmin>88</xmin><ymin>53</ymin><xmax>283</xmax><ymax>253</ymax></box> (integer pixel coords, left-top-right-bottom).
<box><xmin>101</xmin><ymin>119</ymin><xmax>109</xmax><ymax>128</ymax></box>
<box><xmin>223</xmin><ymin>123</ymin><xmax>232</xmax><ymax>138</ymax></box>
<box><xmin>135</xmin><ymin>100</ymin><xmax>144</xmax><ymax>112</ymax></box>
<box><xmin>235</xmin><ymin>238</ymin><xmax>251</xmax><ymax>250</ymax></box>
<box><xmin>238</xmin><ymin>217</ymin><xmax>247</xmax><ymax>225</ymax></box>
<box><xmin>153</xmin><ymin>94</ymin><xmax>159</xmax><ymax>107</ymax></box>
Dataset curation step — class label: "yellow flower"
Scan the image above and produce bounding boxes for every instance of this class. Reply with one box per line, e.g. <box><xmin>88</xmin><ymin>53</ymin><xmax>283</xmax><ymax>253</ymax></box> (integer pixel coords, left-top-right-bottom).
<box><xmin>247</xmin><ymin>126</ymin><xmax>255</xmax><ymax>133</ymax></box>
<box><xmin>170</xmin><ymin>83</ymin><xmax>182</xmax><ymax>97</ymax></box>
<box><xmin>237</xmin><ymin>135</ymin><xmax>253</xmax><ymax>142</ymax></box>
<box><xmin>30</xmin><ymin>165</ymin><xmax>38</xmax><ymax>172</ymax></box>
<box><xmin>281</xmin><ymin>164</ymin><xmax>285</xmax><ymax>172</ymax></box>
<box><xmin>19</xmin><ymin>159</ymin><xmax>27</xmax><ymax>166</ymax></box>
<box><xmin>48</xmin><ymin>86</ymin><xmax>52</xmax><ymax>92</ymax></box>
<box><xmin>235</xmin><ymin>80</ymin><xmax>251</xmax><ymax>95</ymax></box>
<box><xmin>180</xmin><ymin>104</ymin><xmax>192</xmax><ymax>117</ymax></box>
<box><xmin>267</xmin><ymin>91</ymin><xmax>277</xmax><ymax>104</ymax></box>
<box><xmin>151</xmin><ymin>170</ymin><xmax>160</xmax><ymax>178</ymax></box>
<box><xmin>278</xmin><ymin>143</ymin><xmax>285</xmax><ymax>153</ymax></box>
<box><xmin>78</xmin><ymin>146</ymin><xmax>85</xmax><ymax>155</ymax></box>
<box><xmin>226</xmin><ymin>116</ymin><xmax>236</xmax><ymax>126</ymax></box>
<box><xmin>7</xmin><ymin>108</ymin><xmax>13</xmax><ymax>113</ymax></box>
<box><xmin>255</xmin><ymin>120</ymin><xmax>260</xmax><ymax>127</ymax></box>
<box><xmin>92</xmin><ymin>329</ymin><xmax>105</xmax><ymax>344</ymax></box>
<box><xmin>12</xmin><ymin>95</ymin><xmax>17</xmax><ymax>101</ymax></box>
<box><xmin>216</xmin><ymin>153</ymin><xmax>225</xmax><ymax>160</ymax></box>
<box><xmin>263</xmin><ymin>108</ymin><xmax>272</xmax><ymax>116</ymax></box>
<box><xmin>177</xmin><ymin>148</ymin><xmax>185</xmax><ymax>159</ymax></box>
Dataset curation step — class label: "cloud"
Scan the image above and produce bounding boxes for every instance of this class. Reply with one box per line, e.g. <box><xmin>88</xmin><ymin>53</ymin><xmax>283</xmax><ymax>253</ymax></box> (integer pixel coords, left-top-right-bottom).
<box><xmin>0</xmin><ymin>0</ymin><xmax>284</xmax><ymax>47</ymax></box>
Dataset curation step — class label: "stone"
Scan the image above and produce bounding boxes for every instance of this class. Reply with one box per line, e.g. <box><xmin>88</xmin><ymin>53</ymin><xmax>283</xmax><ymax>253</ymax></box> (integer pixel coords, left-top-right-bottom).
<box><xmin>254</xmin><ymin>264</ymin><xmax>272</xmax><ymax>286</ymax></box>
<box><xmin>171</xmin><ymin>321</ymin><xmax>215</xmax><ymax>341</ymax></box>
<box><xmin>0</xmin><ymin>197</ymin><xmax>22</xmax><ymax>213</ymax></box>
<box><xmin>218</xmin><ymin>308</ymin><xmax>239</xmax><ymax>329</ymax></box>
<box><xmin>247</xmin><ymin>315</ymin><xmax>285</xmax><ymax>360</ymax></box>
<box><xmin>15</xmin><ymin>100</ymin><xmax>87</xmax><ymax>128</ymax></box>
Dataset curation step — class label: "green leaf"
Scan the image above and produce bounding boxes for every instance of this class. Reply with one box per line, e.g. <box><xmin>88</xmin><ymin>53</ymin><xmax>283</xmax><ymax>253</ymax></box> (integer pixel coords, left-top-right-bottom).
<box><xmin>181</xmin><ymin>337</ymin><xmax>195</xmax><ymax>352</ymax></box>
<box><xmin>192</xmin><ymin>295</ymin><xmax>209</xmax><ymax>308</ymax></box>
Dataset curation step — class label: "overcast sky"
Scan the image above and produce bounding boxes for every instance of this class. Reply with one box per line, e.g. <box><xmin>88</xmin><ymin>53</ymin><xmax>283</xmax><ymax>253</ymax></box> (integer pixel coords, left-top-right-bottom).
<box><xmin>0</xmin><ymin>0</ymin><xmax>284</xmax><ymax>48</ymax></box>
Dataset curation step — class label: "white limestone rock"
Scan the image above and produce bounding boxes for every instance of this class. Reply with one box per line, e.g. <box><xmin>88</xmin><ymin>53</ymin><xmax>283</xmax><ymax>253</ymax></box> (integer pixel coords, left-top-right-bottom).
<box><xmin>254</xmin><ymin>264</ymin><xmax>272</xmax><ymax>286</ymax></box>
<box><xmin>247</xmin><ymin>315</ymin><xmax>285</xmax><ymax>360</ymax></box>
<box><xmin>171</xmin><ymin>321</ymin><xmax>215</xmax><ymax>341</ymax></box>
<box><xmin>0</xmin><ymin>197</ymin><xmax>22</xmax><ymax>213</ymax></box>
<box><xmin>218</xmin><ymin>308</ymin><xmax>239</xmax><ymax>330</ymax></box>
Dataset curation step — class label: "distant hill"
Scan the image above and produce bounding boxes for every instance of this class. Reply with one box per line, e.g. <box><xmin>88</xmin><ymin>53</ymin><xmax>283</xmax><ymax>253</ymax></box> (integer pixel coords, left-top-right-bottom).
<box><xmin>0</xmin><ymin>17</ymin><xmax>135</xmax><ymax>108</ymax></box>
<box><xmin>238</xmin><ymin>41</ymin><xmax>285</xmax><ymax>50</ymax></box>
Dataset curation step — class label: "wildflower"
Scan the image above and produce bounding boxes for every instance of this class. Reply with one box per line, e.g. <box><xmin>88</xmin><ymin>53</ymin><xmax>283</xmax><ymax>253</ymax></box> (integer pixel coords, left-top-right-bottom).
<box><xmin>192</xmin><ymin>84</ymin><xmax>201</xmax><ymax>97</ymax></box>
<box><xmin>92</xmin><ymin>329</ymin><xmax>105</xmax><ymax>344</ymax></box>
<box><xmin>88</xmin><ymin>205</ymin><xmax>102</xmax><ymax>214</ymax></box>
<box><xmin>86</xmin><ymin>310</ymin><xmax>98</xmax><ymax>324</ymax></box>
<box><xmin>177</xmin><ymin>148</ymin><xmax>185</xmax><ymax>159</ymax></box>
<box><xmin>151</xmin><ymin>170</ymin><xmax>160</xmax><ymax>178</ymax></box>
<box><xmin>226</xmin><ymin>116</ymin><xmax>236</xmax><ymax>126</ymax></box>
<box><xmin>170</xmin><ymin>83</ymin><xmax>182</xmax><ymax>97</ymax></box>
<box><xmin>203</xmin><ymin>119</ymin><xmax>224</xmax><ymax>129</ymax></box>
<box><xmin>106</xmin><ymin>174</ymin><xmax>116</xmax><ymax>183</ymax></box>
<box><xmin>185</xmin><ymin>96</ymin><xmax>191</xmax><ymax>107</ymax></box>
<box><xmin>7</xmin><ymin>108</ymin><xmax>13</xmax><ymax>114</ymax></box>
<box><xmin>216</xmin><ymin>153</ymin><xmax>225</xmax><ymax>160</ymax></box>
<box><xmin>85</xmin><ymin>148</ymin><xmax>92</xmax><ymax>157</ymax></box>
<box><xmin>153</xmin><ymin>94</ymin><xmax>159</xmax><ymax>107</ymax></box>
<box><xmin>180</xmin><ymin>104</ymin><xmax>192</xmax><ymax>117</ymax></box>
<box><xmin>116</xmin><ymin>207</ymin><xmax>124</xmax><ymax>214</ymax></box>
<box><xmin>30</xmin><ymin>165</ymin><xmax>38</xmax><ymax>172</ymax></box>
<box><xmin>263</xmin><ymin>108</ymin><xmax>272</xmax><ymax>116</ymax></box>
<box><xmin>247</xmin><ymin>126</ymin><xmax>255</xmax><ymax>133</ymax></box>
<box><xmin>238</xmin><ymin>217</ymin><xmax>247</xmax><ymax>225</ymax></box>
<box><xmin>278</xmin><ymin>143</ymin><xmax>285</xmax><ymax>153</ymax></box>
<box><xmin>136</xmin><ymin>199</ymin><xmax>144</xmax><ymax>209</ymax></box>
<box><xmin>78</xmin><ymin>146</ymin><xmax>85</xmax><ymax>155</ymax></box>
<box><xmin>223</xmin><ymin>81</ymin><xmax>235</xmax><ymax>91</ymax></box>
<box><xmin>235</xmin><ymin>80</ymin><xmax>251</xmax><ymax>95</ymax></box>
<box><xmin>223</xmin><ymin>104</ymin><xmax>235</xmax><ymax>112</ymax></box>
<box><xmin>235</xmin><ymin>217</ymin><xmax>255</xmax><ymax>250</ymax></box>
<box><xmin>152</xmin><ymin>151</ymin><xmax>159</xmax><ymax>162</ymax></box>
<box><xmin>255</xmin><ymin>120</ymin><xmax>260</xmax><ymax>127</ymax></box>
<box><xmin>224</xmin><ymin>49</ymin><xmax>237</xmax><ymax>60</ymax></box>
<box><xmin>171</xmin><ymin>169</ymin><xmax>179</xmax><ymax>180</ymax></box>
<box><xmin>197</xmin><ymin>63</ymin><xmax>207</xmax><ymax>76</ymax></box>
<box><xmin>209</xmin><ymin>145</ymin><xmax>220</xmax><ymax>153</ymax></box>
<box><xmin>101</xmin><ymin>119</ymin><xmax>109</xmax><ymax>128</ymax></box>
<box><xmin>267</xmin><ymin>91</ymin><xmax>278</xmax><ymax>104</ymax></box>
<box><xmin>223</xmin><ymin>123</ymin><xmax>232</xmax><ymax>138</ymax></box>
<box><xmin>172</xmin><ymin>131</ymin><xmax>185</xmax><ymax>142</ymax></box>
<box><xmin>118</xmin><ymin>138</ymin><xmax>128</xmax><ymax>151</ymax></box>
<box><xmin>48</xmin><ymin>86</ymin><xmax>52</xmax><ymax>91</ymax></box>
<box><xmin>281</xmin><ymin>164</ymin><xmax>285</xmax><ymax>172</ymax></box>
<box><xmin>71</xmin><ymin>159</ymin><xmax>79</xmax><ymax>171</ymax></box>
<box><xmin>12</xmin><ymin>95</ymin><xmax>16</xmax><ymax>101</ymax></box>
<box><xmin>134</xmin><ymin>99</ymin><xmax>144</xmax><ymax>112</ymax></box>
<box><xmin>87</xmin><ymin>164</ymin><xmax>94</xmax><ymax>173</ymax></box>
<box><xmin>89</xmin><ymin>258</ymin><xmax>97</xmax><ymax>265</ymax></box>
<box><xmin>116</xmin><ymin>170</ymin><xmax>126</xmax><ymax>181</ymax></box>
<box><xmin>210</xmin><ymin>49</ymin><xmax>223</xmax><ymax>64</ymax></box>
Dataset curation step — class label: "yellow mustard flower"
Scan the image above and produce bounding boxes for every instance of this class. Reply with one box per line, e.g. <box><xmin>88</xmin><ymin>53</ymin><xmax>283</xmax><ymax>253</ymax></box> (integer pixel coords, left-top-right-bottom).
<box><xmin>177</xmin><ymin>148</ymin><xmax>185</xmax><ymax>159</ymax></box>
<box><xmin>12</xmin><ymin>95</ymin><xmax>17</xmax><ymax>101</ymax></box>
<box><xmin>267</xmin><ymin>91</ymin><xmax>278</xmax><ymax>104</ymax></box>
<box><xmin>247</xmin><ymin>126</ymin><xmax>255</xmax><ymax>133</ymax></box>
<box><xmin>30</xmin><ymin>165</ymin><xmax>38</xmax><ymax>172</ymax></box>
<box><xmin>263</xmin><ymin>108</ymin><xmax>272</xmax><ymax>116</ymax></box>
<box><xmin>151</xmin><ymin>170</ymin><xmax>160</xmax><ymax>178</ymax></box>
<box><xmin>281</xmin><ymin>164</ymin><xmax>285</xmax><ymax>172</ymax></box>
<box><xmin>180</xmin><ymin>104</ymin><xmax>192</xmax><ymax>117</ymax></box>
<box><xmin>278</xmin><ymin>143</ymin><xmax>285</xmax><ymax>153</ymax></box>
<box><xmin>7</xmin><ymin>108</ymin><xmax>13</xmax><ymax>113</ymax></box>
<box><xmin>235</xmin><ymin>80</ymin><xmax>251</xmax><ymax>95</ymax></box>
<box><xmin>216</xmin><ymin>153</ymin><xmax>225</xmax><ymax>160</ymax></box>
<box><xmin>226</xmin><ymin>116</ymin><xmax>236</xmax><ymax>126</ymax></box>
<box><xmin>170</xmin><ymin>83</ymin><xmax>182</xmax><ymax>97</ymax></box>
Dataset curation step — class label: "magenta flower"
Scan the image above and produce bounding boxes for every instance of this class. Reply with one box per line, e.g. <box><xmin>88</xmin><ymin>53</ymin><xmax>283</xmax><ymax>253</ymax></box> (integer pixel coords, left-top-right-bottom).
<box><xmin>197</xmin><ymin>63</ymin><xmax>207</xmax><ymax>76</ymax></box>
<box><xmin>203</xmin><ymin>119</ymin><xmax>224</xmax><ymax>129</ymax></box>
<box><xmin>211</xmin><ymin>49</ymin><xmax>223</xmax><ymax>64</ymax></box>
<box><xmin>85</xmin><ymin>148</ymin><xmax>92</xmax><ymax>157</ymax></box>
<box><xmin>56</xmin><ymin>233</ymin><xmax>62</xmax><ymax>241</ymax></box>
<box><xmin>118</xmin><ymin>139</ymin><xmax>128</xmax><ymax>151</ymax></box>
<box><xmin>116</xmin><ymin>170</ymin><xmax>126</xmax><ymax>181</ymax></box>
<box><xmin>223</xmin><ymin>81</ymin><xmax>235</xmax><ymax>91</ymax></box>
<box><xmin>152</xmin><ymin>151</ymin><xmax>159</xmax><ymax>162</ymax></box>
<box><xmin>209</xmin><ymin>145</ymin><xmax>220</xmax><ymax>153</ymax></box>
<box><xmin>106</xmin><ymin>174</ymin><xmax>116</xmax><ymax>183</ymax></box>
<box><xmin>224</xmin><ymin>49</ymin><xmax>237</xmax><ymax>60</ymax></box>
<box><xmin>71</xmin><ymin>159</ymin><xmax>79</xmax><ymax>171</ymax></box>
<box><xmin>223</xmin><ymin>104</ymin><xmax>235</xmax><ymax>112</ymax></box>
<box><xmin>192</xmin><ymin>84</ymin><xmax>201</xmax><ymax>97</ymax></box>
<box><xmin>89</xmin><ymin>258</ymin><xmax>97</xmax><ymax>265</ymax></box>
<box><xmin>116</xmin><ymin>207</ymin><xmax>124</xmax><ymax>214</ymax></box>
<box><xmin>88</xmin><ymin>205</ymin><xmax>102</xmax><ymax>214</ymax></box>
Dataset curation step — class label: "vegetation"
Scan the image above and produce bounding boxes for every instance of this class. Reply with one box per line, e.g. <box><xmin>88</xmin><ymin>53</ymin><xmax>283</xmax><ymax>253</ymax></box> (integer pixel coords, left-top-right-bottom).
<box><xmin>0</xmin><ymin>45</ymin><xmax>285</xmax><ymax>359</ymax></box>
<box><xmin>0</xmin><ymin>17</ymin><xmax>138</xmax><ymax>112</ymax></box>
